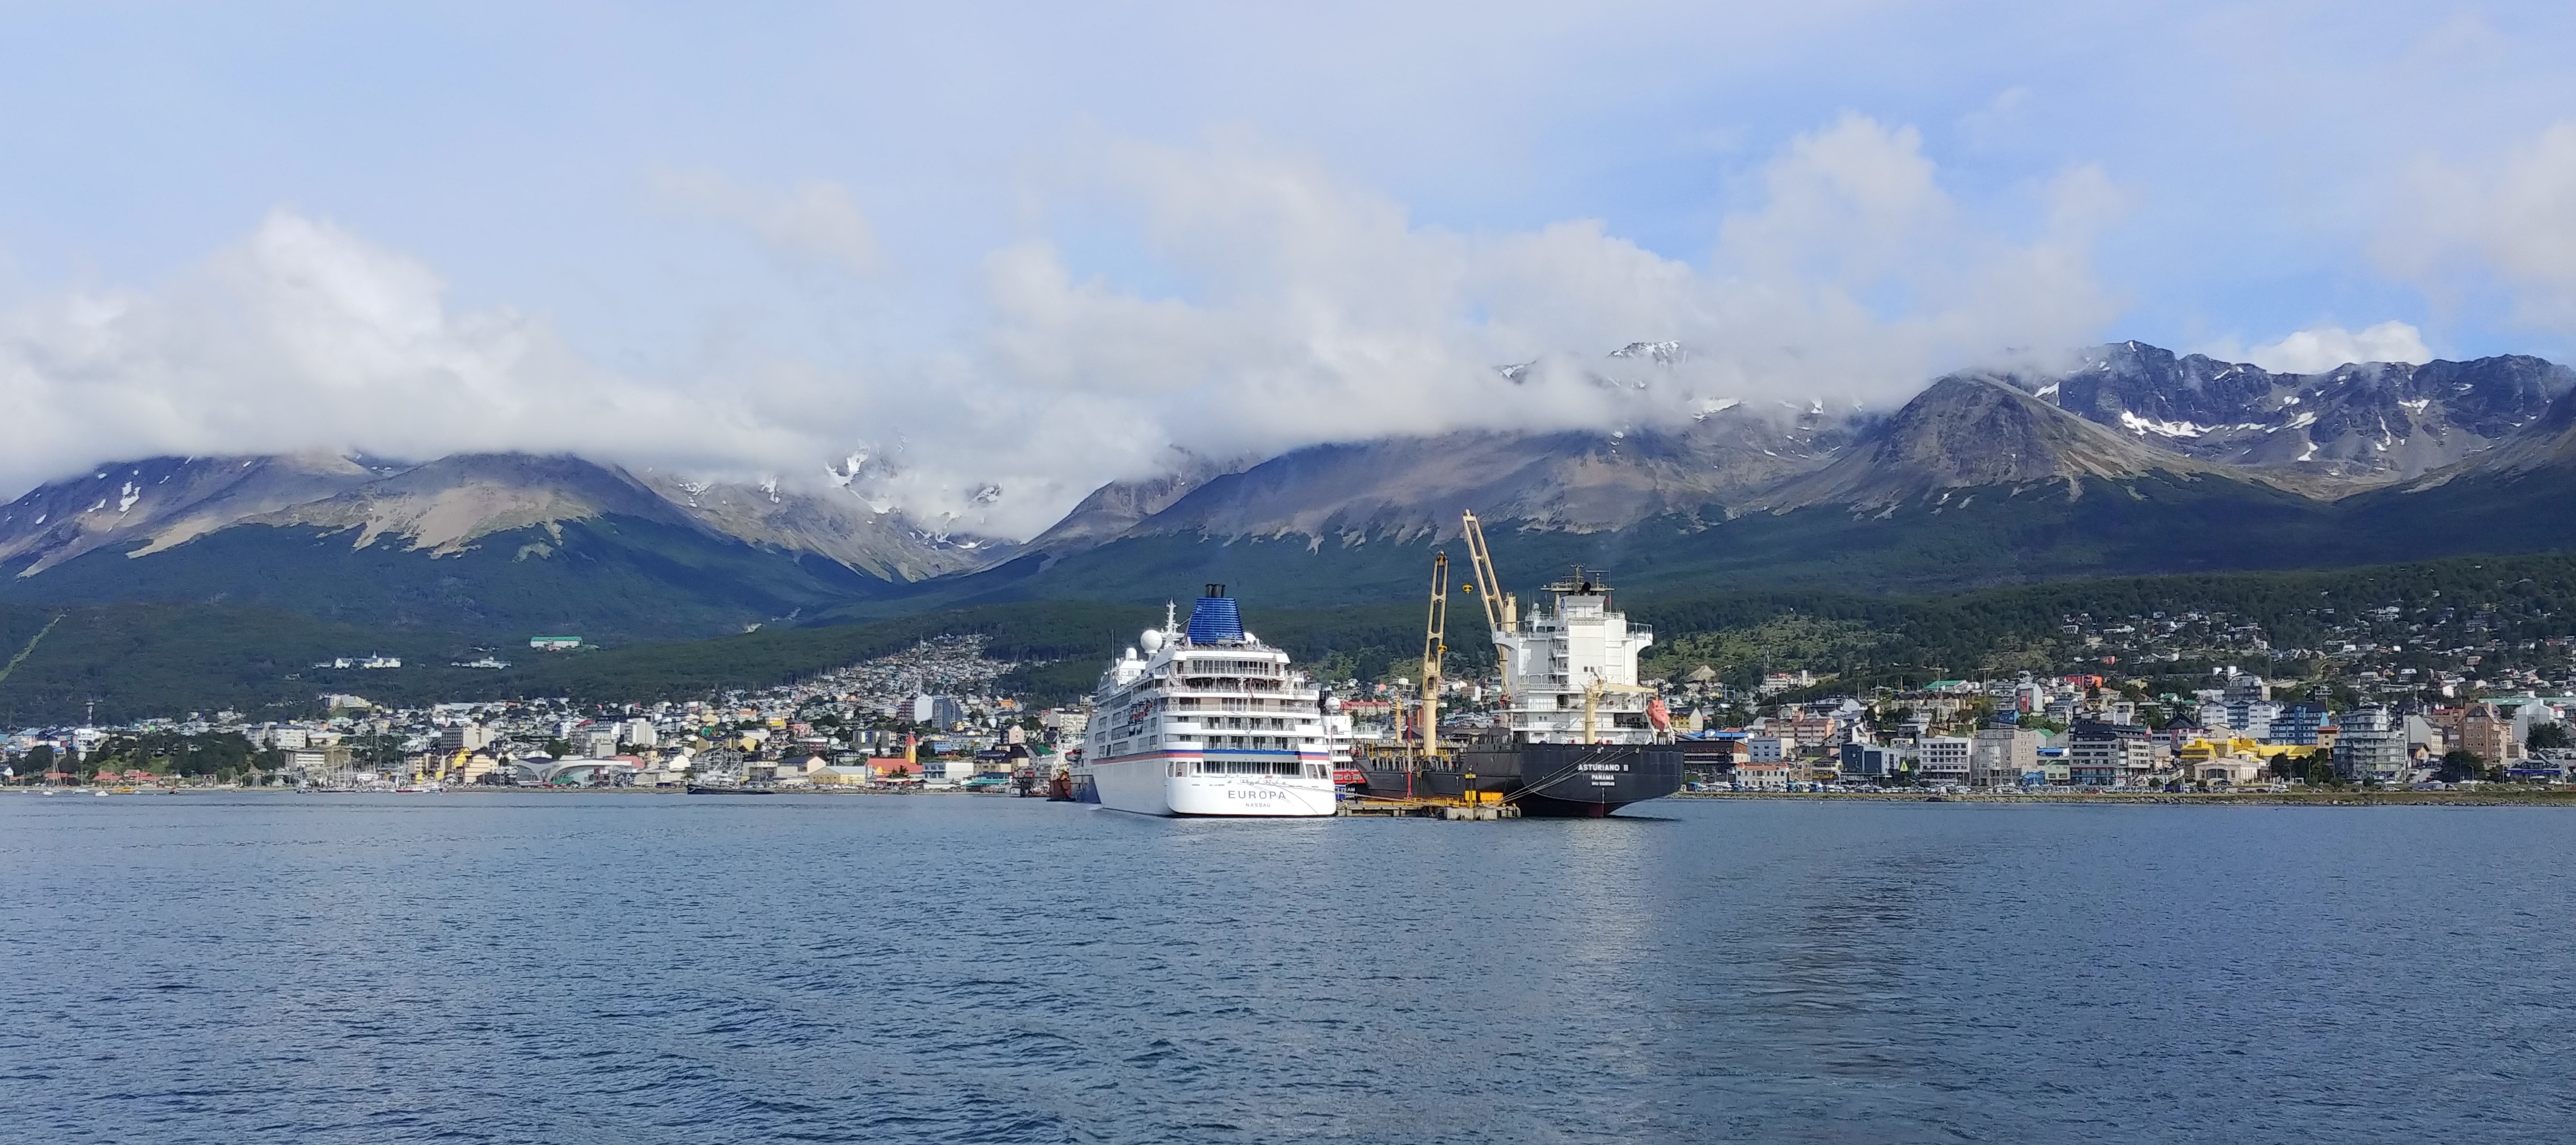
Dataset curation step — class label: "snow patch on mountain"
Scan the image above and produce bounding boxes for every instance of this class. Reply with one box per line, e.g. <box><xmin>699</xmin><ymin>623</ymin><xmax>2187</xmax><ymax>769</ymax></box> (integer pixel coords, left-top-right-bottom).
<box><xmin>2119</xmin><ymin>410</ymin><xmax>2207</xmax><ymax>437</ymax></box>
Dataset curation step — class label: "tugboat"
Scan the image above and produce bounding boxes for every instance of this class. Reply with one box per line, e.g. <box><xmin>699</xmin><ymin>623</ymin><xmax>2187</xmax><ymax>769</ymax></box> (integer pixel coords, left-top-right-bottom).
<box><xmin>1355</xmin><ymin>514</ymin><xmax>1685</xmax><ymax>816</ymax></box>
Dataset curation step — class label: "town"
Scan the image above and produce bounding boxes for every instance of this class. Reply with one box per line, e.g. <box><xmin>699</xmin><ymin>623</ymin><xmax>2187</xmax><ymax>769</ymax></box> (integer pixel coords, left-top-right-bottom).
<box><xmin>9</xmin><ymin>580</ymin><xmax>2576</xmax><ymax>796</ymax></box>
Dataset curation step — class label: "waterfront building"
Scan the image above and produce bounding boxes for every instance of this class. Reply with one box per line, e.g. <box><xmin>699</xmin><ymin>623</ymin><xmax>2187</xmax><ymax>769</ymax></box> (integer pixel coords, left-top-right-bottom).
<box><xmin>1838</xmin><ymin>741</ymin><xmax>1912</xmax><ymax>780</ymax></box>
<box><xmin>2037</xmin><ymin>747</ymin><xmax>2071</xmax><ymax>785</ymax></box>
<box><xmin>1970</xmin><ymin>726</ymin><xmax>2039</xmax><ymax>788</ymax></box>
<box><xmin>1916</xmin><ymin>736</ymin><xmax>1972</xmax><ymax>785</ymax></box>
<box><xmin>809</xmin><ymin>764</ymin><xmax>875</xmax><ymax>786</ymax></box>
<box><xmin>1732</xmin><ymin>761</ymin><xmax>1794</xmax><ymax>790</ymax></box>
<box><xmin>2457</xmin><ymin>702</ymin><xmax>2518</xmax><ymax>764</ymax></box>
<box><xmin>2333</xmin><ymin>707</ymin><xmax>2407</xmax><ymax>784</ymax></box>
<box><xmin>2067</xmin><ymin>721</ymin><xmax>2155</xmax><ymax>786</ymax></box>
<box><xmin>1774</xmin><ymin>715</ymin><xmax>1840</xmax><ymax>751</ymax></box>
<box><xmin>2070</xmin><ymin>760</ymin><xmax>2122</xmax><ymax>787</ymax></box>
<box><xmin>2268</xmin><ymin>704</ymin><xmax>2328</xmax><ymax>746</ymax></box>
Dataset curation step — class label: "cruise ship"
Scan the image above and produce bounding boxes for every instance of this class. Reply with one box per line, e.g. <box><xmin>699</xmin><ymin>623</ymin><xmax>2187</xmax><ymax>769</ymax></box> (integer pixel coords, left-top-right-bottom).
<box><xmin>1072</xmin><ymin>586</ymin><xmax>1338</xmax><ymax>816</ymax></box>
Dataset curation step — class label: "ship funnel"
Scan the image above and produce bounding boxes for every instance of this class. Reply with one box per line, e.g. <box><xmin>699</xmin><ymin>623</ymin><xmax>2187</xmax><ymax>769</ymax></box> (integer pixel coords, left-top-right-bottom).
<box><xmin>1188</xmin><ymin>588</ymin><xmax>1244</xmax><ymax>644</ymax></box>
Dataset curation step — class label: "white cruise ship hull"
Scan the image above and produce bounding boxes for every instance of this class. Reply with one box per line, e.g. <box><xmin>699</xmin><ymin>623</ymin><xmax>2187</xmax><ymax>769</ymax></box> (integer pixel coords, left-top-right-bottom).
<box><xmin>1082</xmin><ymin>755</ymin><xmax>1336</xmax><ymax>817</ymax></box>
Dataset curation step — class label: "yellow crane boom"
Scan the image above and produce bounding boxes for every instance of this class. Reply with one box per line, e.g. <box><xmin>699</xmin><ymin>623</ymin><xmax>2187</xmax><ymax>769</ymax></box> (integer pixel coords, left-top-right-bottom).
<box><xmin>1419</xmin><ymin>552</ymin><xmax>1449</xmax><ymax>755</ymax></box>
<box><xmin>1460</xmin><ymin>512</ymin><xmax>1513</xmax><ymax>630</ymax></box>
<box><xmin>1460</xmin><ymin>511</ymin><xmax>1516</xmax><ymax>701</ymax></box>
<box><xmin>1581</xmin><ymin>677</ymin><xmax>1659</xmax><ymax>744</ymax></box>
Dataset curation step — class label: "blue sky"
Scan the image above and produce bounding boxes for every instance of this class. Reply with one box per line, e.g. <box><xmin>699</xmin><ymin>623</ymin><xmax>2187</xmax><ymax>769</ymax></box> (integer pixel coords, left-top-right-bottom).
<box><xmin>5</xmin><ymin>2</ymin><xmax>2576</xmax><ymax>533</ymax></box>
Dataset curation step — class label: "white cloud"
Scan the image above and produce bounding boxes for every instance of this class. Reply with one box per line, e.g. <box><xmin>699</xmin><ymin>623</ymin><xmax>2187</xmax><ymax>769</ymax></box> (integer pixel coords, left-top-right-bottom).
<box><xmin>0</xmin><ymin>209</ymin><xmax>807</xmax><ymax>482</ymax></box>
<box><xmin>1957</xmin><ymin>86</ymin><xmax>2033</xmax><ymax>151</ymax></box>
<box><xmin>2377</xmin><ymin>123</ymin><xmax>2576</xmax><ymax>330</ymax></box>
<box><xmin>654</xmin><ymin>170</ymin><xmax>882</xmax><ymax>275</ymax></box>
<box><xmin>914</xmin><ymin>116</ymin><xmax>2125</xmax><ymax>533</ymax></box>
<box><xmin>0</xmin><ymin>117</ymin><xmax>2126</xmax><ymax>540</ymax></box>
<box><xmin>2242</xmin><ymin>321</ymin><xmax>2431</xmax><ymax>374</ymax></box>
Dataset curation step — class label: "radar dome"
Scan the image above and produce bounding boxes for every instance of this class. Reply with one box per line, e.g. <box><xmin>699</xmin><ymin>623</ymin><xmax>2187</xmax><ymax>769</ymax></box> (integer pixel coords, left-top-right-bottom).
<box><xmin>1141</xmin><ymin>629</ymin><xmax>1165</xmax><ymax>653</ymax></box>
<box><xmin>1324</xmin><ymin>696</ymin><xmax>1344</xmax><ymax>713</ymax></box>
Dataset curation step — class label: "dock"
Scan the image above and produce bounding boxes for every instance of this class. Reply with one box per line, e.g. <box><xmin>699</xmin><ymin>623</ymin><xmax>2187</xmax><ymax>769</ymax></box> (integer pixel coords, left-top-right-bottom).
<box><xmin>1337</xmin><ymin>795</ymin><xmax>1522</xmax><ymax>819</ymax></box>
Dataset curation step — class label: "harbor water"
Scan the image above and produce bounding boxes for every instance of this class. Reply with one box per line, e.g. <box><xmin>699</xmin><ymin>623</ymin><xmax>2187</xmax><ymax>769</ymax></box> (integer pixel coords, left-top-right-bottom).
<box><xmin>4</xmin><ymin>794</ymin><xmax>2572</xmax><ymax>1143</ymax></box>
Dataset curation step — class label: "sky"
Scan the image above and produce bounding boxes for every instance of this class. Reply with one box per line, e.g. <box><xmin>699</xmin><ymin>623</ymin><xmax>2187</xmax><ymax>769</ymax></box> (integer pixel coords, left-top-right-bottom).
<box><xmin>6</xmin><ymin>2</ymin><xmax>2576</xmax><ymax>537</ymax></box>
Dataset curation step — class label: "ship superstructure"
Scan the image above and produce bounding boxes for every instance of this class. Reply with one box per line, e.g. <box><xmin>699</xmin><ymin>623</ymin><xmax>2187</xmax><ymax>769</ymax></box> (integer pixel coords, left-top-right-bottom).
<box><xmin>1074</xmin><ymin>586</ymin><xmax>1337</xmax><ymax>816</ymax></box>
<box><xmin>1493</xmin><ymin>568</ymin><xmax>1659</xmax><ymax>746</ymax></box>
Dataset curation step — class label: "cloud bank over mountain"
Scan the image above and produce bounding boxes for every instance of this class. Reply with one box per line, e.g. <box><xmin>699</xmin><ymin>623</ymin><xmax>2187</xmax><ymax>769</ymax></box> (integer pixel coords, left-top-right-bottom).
<box><xmin>0</xmin><ymin>118</ymin><xmax>2126</xmax><ymax>538</ymax></box>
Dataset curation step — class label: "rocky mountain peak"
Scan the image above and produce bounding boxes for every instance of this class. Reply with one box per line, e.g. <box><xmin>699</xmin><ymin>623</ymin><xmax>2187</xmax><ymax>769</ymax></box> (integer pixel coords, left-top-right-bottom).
<box><xmin>1608</xmin><ymin>340</ymin><xmax>1687</xmax><ymax>366</ymax></box>
<box><xmin>249</xmin><ymin>453</ymin><xmax>686</xmax><ymax>553</ymax></box>
<box><xmin>1755</xmin><ymin>374</ymin><xmax>2208</xmax><ymax>511</ymax></box>
<box><xmin>1986</xmin><ymin>346</ymin><xmax>2573</xmax><ymax>487</ymax></box>
<box><xmin>0</xmin><ymin>453</ymin><xmax>376</xmax><ymax>576</ymax></box>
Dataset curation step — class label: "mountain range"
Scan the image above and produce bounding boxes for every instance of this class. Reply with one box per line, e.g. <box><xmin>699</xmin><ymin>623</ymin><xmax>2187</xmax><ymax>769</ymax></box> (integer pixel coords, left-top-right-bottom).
<box><xmin>7</xmin><ymin>340</ymin><xmax>2576</xmax><ymax>641</ymax></box>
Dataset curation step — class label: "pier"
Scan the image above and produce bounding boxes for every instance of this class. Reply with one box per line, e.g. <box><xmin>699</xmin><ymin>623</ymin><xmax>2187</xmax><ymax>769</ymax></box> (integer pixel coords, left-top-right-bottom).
<box><xmin>1336</xmin><ymin>793</ymin><xmax>1522</xmax><ymax>819</ymax></box>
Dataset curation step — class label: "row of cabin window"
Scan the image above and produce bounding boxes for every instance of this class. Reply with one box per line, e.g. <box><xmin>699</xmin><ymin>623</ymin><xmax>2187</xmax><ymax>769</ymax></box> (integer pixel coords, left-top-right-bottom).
<box><xmin>1171</xmin><ymin>760</ymin><xmax>1324</xmax><ymax>777</ymax></box>
<box><xmin>1142</xmin><ymin>735</ymin><xmax>1322</xmax><ymax>750</ymax></box>
<box><xmin>1194</xmin><ymin>716</ymin><xmax>1305</xmax><ymax>730</ymax></box>
<box><xmin>1182</xmin><ymin>659</ymin><xmax>1277</xmax><ymax>675</ymax></box>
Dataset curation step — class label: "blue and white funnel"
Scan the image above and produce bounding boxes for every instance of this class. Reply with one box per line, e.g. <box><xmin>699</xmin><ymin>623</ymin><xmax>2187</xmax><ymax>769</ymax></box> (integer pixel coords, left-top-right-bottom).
<box><xmin>1186</xmin><ymin>583</ymin><xmax>1243</xmax><ymax>644</ymax></box>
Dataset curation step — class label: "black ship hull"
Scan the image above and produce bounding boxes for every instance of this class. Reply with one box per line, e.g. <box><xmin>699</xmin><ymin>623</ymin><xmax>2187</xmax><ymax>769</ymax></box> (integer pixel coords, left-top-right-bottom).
<box><xmin>1357</xmin><ymin>743</ymin><xmax>1684</xmax><ymax>816</ymax></box>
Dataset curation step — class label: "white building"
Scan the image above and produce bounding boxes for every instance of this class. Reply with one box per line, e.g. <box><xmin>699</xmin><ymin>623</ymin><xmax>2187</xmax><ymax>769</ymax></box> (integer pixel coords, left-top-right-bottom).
<box><xmin>2227</xmin><ymin>700</ymin><xmax>2283</xmax><ymax>740</ymax></box>
<box><xmin>2333</xmin><ymin>707</ymin><xmax>2407</xmax><ymax>784</ymax></box>
<box><xmin>1916</xmin><ymin>736</ymin><xmax>1973</xmax><ymax>785</ymax></box>
<box><xmin>2068</xmin><ymin>721</ymin><xmax>2157</xmax><ymax>784</ymax></box>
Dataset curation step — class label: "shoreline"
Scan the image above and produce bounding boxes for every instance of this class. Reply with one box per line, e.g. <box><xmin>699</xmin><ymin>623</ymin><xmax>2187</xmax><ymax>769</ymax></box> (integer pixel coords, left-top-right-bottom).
<box><xmin>0</xmin><ymin>784</ymin><xmax>1004</xmax><ymax>798</ymax></box>
<box><xmin>1670</xmin><ymin>789</ymin><xmax>2576</xmax><ymax>807</ymax></box>
<box><xmin>16</xmin><ymin>786</ymin><xmax>2576</xmax><ymax>807</ymax></box>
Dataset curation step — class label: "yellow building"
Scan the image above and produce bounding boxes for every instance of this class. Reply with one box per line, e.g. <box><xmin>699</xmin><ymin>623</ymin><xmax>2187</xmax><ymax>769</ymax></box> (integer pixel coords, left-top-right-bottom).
<box><xmin>2176</xmin><ymin>738</ymin><xmax>2321</xmax><ymax>785</ymax></box>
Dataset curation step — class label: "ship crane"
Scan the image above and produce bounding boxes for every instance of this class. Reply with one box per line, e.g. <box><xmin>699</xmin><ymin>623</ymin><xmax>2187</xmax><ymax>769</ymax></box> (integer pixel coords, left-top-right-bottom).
<box><xmin>1459</xmin><ymin>511</ymin><xmax>1515</xmax><ymax>702</ymax></box>
<box><xmin>1418</xmin><ymin>551</ymin><xmax>1449</xmax><ymax>757</ymax></box>
<box><xmin>1580</xmin><ymin>672</ymin><xmax>1676</xmax><ymax>744</ymax></box>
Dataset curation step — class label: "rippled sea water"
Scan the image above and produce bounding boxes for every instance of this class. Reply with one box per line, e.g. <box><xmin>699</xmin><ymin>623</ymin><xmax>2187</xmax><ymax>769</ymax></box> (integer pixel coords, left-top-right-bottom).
<box><xmin>4</xmin><ymin>793</ymin><xmax>2573</xmax><ymax>1144</ymax></box>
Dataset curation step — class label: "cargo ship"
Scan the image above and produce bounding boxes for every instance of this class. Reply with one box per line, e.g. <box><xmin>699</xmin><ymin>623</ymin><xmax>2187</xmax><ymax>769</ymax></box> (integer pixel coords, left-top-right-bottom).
<box><xmin>1071</xmin><ymin>587</ymin><xmax>1338</xmax><ymax>816</ymax></box>
<box><xmin>1356</xmin><ymin>523</ymin><xmax>1684</xmax><ymax>816</ymax></box>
